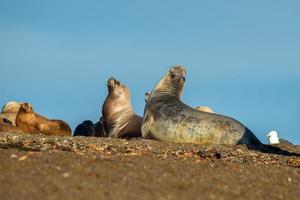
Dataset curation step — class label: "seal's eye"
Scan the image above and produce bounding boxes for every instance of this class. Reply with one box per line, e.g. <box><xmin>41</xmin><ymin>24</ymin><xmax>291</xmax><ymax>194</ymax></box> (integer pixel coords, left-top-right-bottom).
<box><xmin>182</xmin><ymin>76</ymin><xmax>186</xmax><ymax>82</ymax></box>
<box><xmin>171</xmin><ymin>74</ymin><xmax>176</xmax><ymax>79</ymax></box>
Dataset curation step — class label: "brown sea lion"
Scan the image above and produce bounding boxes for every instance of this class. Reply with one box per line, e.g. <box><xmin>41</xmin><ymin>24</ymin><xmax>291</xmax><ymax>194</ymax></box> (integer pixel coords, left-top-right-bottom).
<box><xmin>16</xmin><ymin>103</ymin><xmax>71</xmax><ymax>136</ymax></box>
<box><xmin>195</xmin><ymin>106</ymin><xmax>214</xmax><ymax>113</ymax></box>
<box><xmin>102</xmin><ymin>77</ymin><xmax>142</xmax><ymax>138</ymax></box>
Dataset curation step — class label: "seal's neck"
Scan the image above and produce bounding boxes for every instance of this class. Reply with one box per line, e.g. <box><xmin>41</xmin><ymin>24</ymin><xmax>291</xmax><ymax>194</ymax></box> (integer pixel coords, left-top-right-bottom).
<box><xmin>151</xmin><ymin>79</ymin><xmax>182</xmax><ymax>99</ymax></box>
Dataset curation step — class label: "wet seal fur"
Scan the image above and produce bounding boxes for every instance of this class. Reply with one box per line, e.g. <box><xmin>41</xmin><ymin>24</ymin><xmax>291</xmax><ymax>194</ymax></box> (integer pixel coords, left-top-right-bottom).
<box><xmin>142</xmin><ymin>65</ymin><xmax>299</xmax><ymax>156</ymax></box>
<box><xmin>102</xmin><ymin>77</ymin><xmax>142</xmax><ymax>138</ymax></box>
<box><xmin>16</xmin><ymin>103</ymin><xmax>71</xmax><ymax>136</ymax></box>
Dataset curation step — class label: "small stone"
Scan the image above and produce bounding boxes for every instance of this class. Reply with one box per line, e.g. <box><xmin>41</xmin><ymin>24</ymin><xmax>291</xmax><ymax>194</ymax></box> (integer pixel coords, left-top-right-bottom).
<box><xmin>62</xmin><ymin>172</ymin><xmax>71</xmax><ymax>178</ymax></box>
<box><xmin>10</xmin><ymin>154</ymin><xmax>17</xmax><ymax>158</ymax></box>
<box><xmin>18</xmin><ymin>155</ymin><xmax>28</xmax><ymax>161</ymax></box>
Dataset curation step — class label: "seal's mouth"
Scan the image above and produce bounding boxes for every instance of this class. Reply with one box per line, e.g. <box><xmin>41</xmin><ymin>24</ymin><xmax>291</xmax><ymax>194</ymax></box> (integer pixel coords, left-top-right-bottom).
<box><xmin>107</xmin><ymin>77</ymin><xmax>123</xmax><ymax>94</ymax></box>
<box><xmin>107</xmin><ymin>77</ymin><xmax>121</xmax><ymax>87</ymax></box>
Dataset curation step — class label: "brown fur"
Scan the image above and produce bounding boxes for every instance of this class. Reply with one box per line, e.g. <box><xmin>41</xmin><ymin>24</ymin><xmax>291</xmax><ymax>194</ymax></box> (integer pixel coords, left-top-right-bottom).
<box><xmin>102</xmin><ymin>77</ymin><xmax>142</xmax><ymax>138</ymax></box>
<box><xmin>0</xmin><ymin>116</ymin><xmax>24</xmax><ymax>133</ymax></box>
<box><xmin>16</xmin><ymin>103</ymin><xmax>71</xmax><ymax>136</ymax></box>
<box><xmin>0</xmin><ymin>113</ymin><xmax>17</xmax><ymax>126</ymax></box>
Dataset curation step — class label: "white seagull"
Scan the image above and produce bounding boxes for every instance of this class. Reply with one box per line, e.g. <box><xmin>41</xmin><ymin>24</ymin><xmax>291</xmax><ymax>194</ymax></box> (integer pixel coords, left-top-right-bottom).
<box><xmin>266</xmin><ymin>131</ymin><xmax>293</xmax><ymax>145</ymax></box>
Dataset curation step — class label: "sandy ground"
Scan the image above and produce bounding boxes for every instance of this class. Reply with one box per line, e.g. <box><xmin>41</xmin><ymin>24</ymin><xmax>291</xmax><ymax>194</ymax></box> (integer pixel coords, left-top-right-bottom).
<box><xmin>0</xmin><ymin>132</ymin><xmax>300</xmax><ymax>200</ymax></box>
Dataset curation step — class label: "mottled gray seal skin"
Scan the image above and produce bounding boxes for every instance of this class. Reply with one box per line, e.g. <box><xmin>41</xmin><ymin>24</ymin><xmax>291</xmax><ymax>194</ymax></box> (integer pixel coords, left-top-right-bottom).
<box><xmin>102</xmin><ymin>77</ymin><xmax>142</xmax><ymax>138</ymax></box>
<box><xmin>142</xmin><ymin>65</ymin><xmax>261</xmax><ymax>145</ymax></box>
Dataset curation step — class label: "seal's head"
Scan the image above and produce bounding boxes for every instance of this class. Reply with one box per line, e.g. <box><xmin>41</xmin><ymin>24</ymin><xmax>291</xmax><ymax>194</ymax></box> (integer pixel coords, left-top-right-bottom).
<box><xmin>103</xmin><ymin>77</ymin><xmax>132</xmax><ymax>118</ymax></box>
<box><xmin>107</xmin><ymin>77</ymin><xmax>130</xmax><ymax>99</ymax></box>
<box><xmin>82</xmin><ymin>120</ymin><xmax>94</xmax><ymax>127</ymax></box>
<box><xmin>2</xmin><ymin>101</ymin><xmax>22</xmax><ymax>113</ymax></box>
<box><xmin>151</xmin><ymin>65</ymin><xmax>186</xmax><ymax>99</ymax></box>
<box><xmin>19</xmin><ymin>103</ymin><xmax>33</xmax><ymax>113</ymax></box>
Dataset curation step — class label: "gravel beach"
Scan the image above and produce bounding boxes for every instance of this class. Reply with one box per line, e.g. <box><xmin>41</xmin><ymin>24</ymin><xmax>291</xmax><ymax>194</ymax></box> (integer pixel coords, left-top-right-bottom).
<box><xmin>0</xmin><ymin>132</ymin><xmax>300</xmax><ymax>200</ymax></box>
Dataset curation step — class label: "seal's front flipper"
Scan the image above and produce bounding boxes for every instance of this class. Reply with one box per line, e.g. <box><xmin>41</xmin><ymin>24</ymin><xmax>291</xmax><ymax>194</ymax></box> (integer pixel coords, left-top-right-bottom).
<box><xmin>141</xmin><ymin>114</ymin><xmax>154</xmax><ymax>139</ymax></box>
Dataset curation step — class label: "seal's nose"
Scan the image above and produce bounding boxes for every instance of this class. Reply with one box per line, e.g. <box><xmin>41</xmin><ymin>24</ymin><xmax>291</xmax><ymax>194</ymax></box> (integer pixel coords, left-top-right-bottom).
<box><xmin>170</xmin><ymin>65</ymin><xmax>186</xmax><ymax>76</ymax></box>
<box><xmin>107</xmin><ymin>77</ymin><xmax>116</xmax><ymax>86</ymax></box>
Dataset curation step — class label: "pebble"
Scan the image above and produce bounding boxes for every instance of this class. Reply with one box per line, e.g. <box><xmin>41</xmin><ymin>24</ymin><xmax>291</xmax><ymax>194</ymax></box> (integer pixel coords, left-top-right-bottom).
<box><xmin>62</xmin><ymin>172</ymin><xmax>71</xmax><ymax>178</ymax></box>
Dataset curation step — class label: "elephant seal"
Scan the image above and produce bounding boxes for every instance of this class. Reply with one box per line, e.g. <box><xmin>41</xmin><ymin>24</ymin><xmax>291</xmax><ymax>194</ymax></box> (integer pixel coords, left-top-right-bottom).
<box><xmin>1</xmin><ymin>101</ymin><xmax>23</xmax><ymax>125</ymax></box>
<box><xmin>102</xmin><ymin>77</ymin><xmax>142</xmax><ymax>138</ymax></box>
<box><xmin>142</xmin><ymin>65</ymin><xmax>262</xmax><ymax>146</ymax></box>
<box><xmin>195</xmin><ymin>106</ymin><xmax>214</xmax><ymax>113</ymax></box>
<box><xmin>73</xmin><ymin>120</ymin><xmax>95</xmax><ymax>137</ymax></box>
<box><xmin>16</xmin><ymin>103</ymin><xmax>71</xmax><ymax>136</ymax></box>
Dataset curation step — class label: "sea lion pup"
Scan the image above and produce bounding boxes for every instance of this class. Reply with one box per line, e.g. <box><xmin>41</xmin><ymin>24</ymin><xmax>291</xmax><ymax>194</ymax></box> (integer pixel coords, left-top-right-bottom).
<box><xmin>102</xmin><ymin>77</ymin><xmax>142</xmax><ymax>138</ymax></box>
<box><xmin>195</xmin><ymin>106</ymin><xmax>214</xmax><ymax>113</ymax></box>
<box><xmin>73</xmin><ymin>120</ymin><xmax>95</xmax><ymax>137</ymax></box>
<box><xmin>16</xmin><ymin>103</ymin><xmax>71</xmax><ymax>136</ymax></box>
<box><xmin>0</xmin><ymin>116</ymin><xmax>24</xmax><ymax>133</ymax></box>
<box><xmin>1</xmin><ymin>101</ymin><xmax>23</xmax><ymax>126</ymax></box>
<box><xmin>142</xmin><ymin>65</ymin><xmax>264</xmax><ymax>146</ymax></box>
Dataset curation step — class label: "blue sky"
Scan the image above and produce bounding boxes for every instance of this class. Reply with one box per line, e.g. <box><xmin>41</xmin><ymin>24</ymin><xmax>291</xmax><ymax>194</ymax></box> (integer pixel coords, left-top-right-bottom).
<box><xmin>0</xmin><ymin>1</ymin><xmax>299</xmax><ymax>144</ymax></box>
